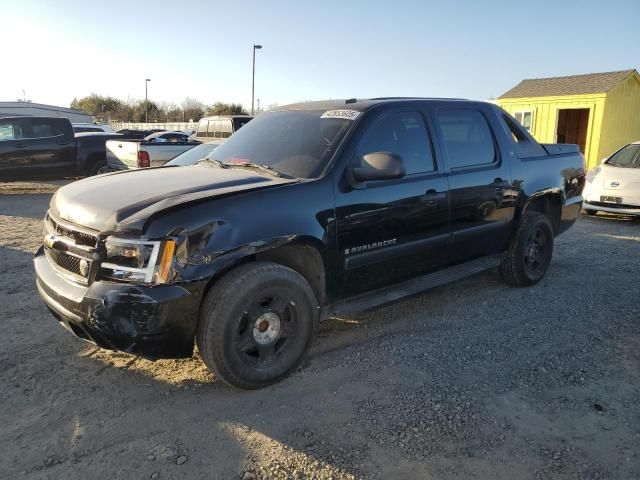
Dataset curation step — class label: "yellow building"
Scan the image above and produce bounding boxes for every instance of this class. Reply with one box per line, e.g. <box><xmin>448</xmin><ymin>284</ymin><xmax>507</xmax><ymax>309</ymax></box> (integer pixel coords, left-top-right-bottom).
<box><xmin>497</xmin><ymin>69</ymin><xmax>640</xmax><ymax>170</ymax></box>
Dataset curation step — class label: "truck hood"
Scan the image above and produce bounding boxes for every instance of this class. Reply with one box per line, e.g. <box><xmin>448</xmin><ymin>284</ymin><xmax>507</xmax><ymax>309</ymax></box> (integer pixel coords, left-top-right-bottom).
<box><xmin>50</xmin><ymin>166</ymin><xmax>297</xmax><ymax>234</ymax></box>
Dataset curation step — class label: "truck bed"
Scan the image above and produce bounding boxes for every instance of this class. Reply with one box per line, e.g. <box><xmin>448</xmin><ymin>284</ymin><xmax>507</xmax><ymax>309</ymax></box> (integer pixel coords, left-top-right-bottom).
<box><xmin>106</xmin><ymin>139</ymin><xmax>199</xmax><ymax>170</ymax></box>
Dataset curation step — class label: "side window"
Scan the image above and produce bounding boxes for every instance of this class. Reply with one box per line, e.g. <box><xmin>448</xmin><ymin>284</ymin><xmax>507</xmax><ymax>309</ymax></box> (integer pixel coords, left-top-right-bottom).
<box><xmin>220</xmin><ymin>119</ymin><xmax>232</xmax><ymax>138</ymax></box>
<box><xmin>436</xmin><ymin>109</ymin><xmax>496</xmax><ymax>169</ymax></box>
<box><xmin>31</xmin><ymin>119</ymin><xmax>57</xmax><ymax>138</ymax></box>
<box><xmin>357</xmin><ymin>111</ymin><xmax>435</xmax><ymax>175</ymax></box>
<box><xmin>197</xmin><ymin>120</ymin><xmax>208</xmax><ymax>137</ymax></box>
<box><xmin>0</xmin><ymin>120</ymin><xmax>24</xmax><ymax>141</ymax></box>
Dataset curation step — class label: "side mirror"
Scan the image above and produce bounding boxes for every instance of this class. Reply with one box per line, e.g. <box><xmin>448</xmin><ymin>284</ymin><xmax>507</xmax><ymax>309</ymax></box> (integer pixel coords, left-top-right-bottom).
<box><xmin>350</xmin><ymin>152</ymin><xmax>406</xmax><ymax>183</ymax></box>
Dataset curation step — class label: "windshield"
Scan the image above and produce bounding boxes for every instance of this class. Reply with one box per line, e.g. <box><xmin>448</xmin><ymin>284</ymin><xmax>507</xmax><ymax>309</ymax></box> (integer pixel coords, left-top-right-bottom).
<box><xmin>606</xmin><ymin>144</ymin><xmax>640</xmax><ymax>168</ymax></box>
<box><xmin>166</xmin><ymin>143</ymin><xmax>220</xmax><ymax>166</ymax></box>
<box><xmin>208</xmin><ymin>110</ymin><xmax>353</xmax><ymax>178</ymax></box>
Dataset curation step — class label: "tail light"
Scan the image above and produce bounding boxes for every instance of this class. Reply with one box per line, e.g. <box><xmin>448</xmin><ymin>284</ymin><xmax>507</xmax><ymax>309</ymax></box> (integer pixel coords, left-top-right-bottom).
<box><xmin>137</xmin><ymin>151</ymin><xmax>150</xmax><ymax>168</ymax></box>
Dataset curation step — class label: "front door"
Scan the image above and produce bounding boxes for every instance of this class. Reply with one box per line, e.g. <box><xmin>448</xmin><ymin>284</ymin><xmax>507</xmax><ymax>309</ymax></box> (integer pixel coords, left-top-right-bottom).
<box><xmin>0</xmin><ymin>118</ymin><xmax>31</xmax><ymax>180</ymax></box>
<box><xmin>335</xmin><ymin>109</ymin><xmax>450</xmax><ymax>297</ymax></box>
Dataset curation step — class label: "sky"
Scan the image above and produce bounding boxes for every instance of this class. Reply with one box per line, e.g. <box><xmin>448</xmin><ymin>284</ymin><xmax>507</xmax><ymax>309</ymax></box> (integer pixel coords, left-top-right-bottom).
<box><xmin>2</xmin><ymin>0</ymin><xmax>639</xmax><ymax>110</ymax></box>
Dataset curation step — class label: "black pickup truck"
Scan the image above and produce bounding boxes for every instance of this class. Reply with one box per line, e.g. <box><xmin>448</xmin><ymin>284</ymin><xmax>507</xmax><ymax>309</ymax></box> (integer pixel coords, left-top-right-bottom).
<box><xmin>34</xmin><ymin>98</ymin><xmax>585</xmax><ymax>389</ymax></box>
<box><xmin>0</xmin><ymin>116</ymin><xmax>134</xmax><ymax>180</ymax></box>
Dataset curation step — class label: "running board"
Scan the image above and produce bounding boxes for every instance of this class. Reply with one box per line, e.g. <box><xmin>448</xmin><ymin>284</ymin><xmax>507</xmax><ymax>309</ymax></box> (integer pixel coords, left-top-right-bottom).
<box><xmin>325</xmin><ymin>254</ymin><xmax>504</xmax><ymax>318</ymax></box>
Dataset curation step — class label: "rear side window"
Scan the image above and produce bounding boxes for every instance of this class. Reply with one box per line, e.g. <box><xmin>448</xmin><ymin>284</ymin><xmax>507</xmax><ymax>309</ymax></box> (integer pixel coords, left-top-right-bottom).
<box><xmin>436</xmin><ymin>109</ymin><xmax>496</xmax><ymax>169</ymax></box>
<box><xmin>357</xmin><ymin>111</ymin><xmax>435</xmax><ymax>175</ymax></box>
<box><xmin>0</xmin><ymin>120</ymin><xmax>24</xmax><ymax>141</ymax></box>
<box><xmin>31</xmin><ymin>119</ymin><xmax>59</xmax><ymax>138</ymax></box>
<box><xmin>234</xmin><ymin>117</ymin><xmax>251</xmax><ymax>131</ymax></box>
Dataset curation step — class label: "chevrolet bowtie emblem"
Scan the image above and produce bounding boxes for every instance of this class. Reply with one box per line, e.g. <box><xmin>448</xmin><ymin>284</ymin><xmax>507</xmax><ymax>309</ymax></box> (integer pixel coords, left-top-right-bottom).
<box><xmin>44</xmin><ymin>234</ymin><xmax>57</xmax><ymax>249</ymax></box>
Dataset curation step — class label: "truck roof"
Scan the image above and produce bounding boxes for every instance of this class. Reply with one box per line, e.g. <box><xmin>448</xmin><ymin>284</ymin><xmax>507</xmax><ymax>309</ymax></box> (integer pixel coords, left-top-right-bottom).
<box><xmin>277</xmin><ymin>97</ymin><xmax>474</xmax><ymax>112</ymax></box>
<box><xmin>0</xmin><ymin>115</ymin><xmax>72</xmax><ymax>121</ymax></box>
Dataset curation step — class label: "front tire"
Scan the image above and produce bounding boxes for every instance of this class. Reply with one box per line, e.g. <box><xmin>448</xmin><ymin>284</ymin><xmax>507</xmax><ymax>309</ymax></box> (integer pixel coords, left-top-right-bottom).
<box><xmin>500</xmin><ymin>212</ymin><xmax>554</xmax><ymax>287</ymax></box>
<box><xmin>584</xmin><ymin>209</ymin><xmax>598</xmax><ymax>216</ymax></box>
<box><xmin>196</xmin><ymin>261</ymin><xmax>318</xmax><ymax>389</ymax></box>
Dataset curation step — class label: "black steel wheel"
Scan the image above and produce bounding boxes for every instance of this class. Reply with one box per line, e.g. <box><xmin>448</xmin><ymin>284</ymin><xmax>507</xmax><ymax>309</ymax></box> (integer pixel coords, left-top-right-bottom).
<box><xmin>523</xmin><ymin>225</ymin><xmax>552</xmax><ymax>278</ymax></box>
<box><xmin>197</xmin><ymin>261</ymin><xmax>318</xmax><ymax>389</ymax></box>
<box><xmin>500</xmin><ymin>212</ymin><xmax>554</xmax><ymax>287</ymax></box>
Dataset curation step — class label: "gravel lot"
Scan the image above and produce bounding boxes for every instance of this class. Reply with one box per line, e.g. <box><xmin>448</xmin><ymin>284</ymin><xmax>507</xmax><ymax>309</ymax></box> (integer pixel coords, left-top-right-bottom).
<box><xmin>1</xmin><ymin>184</ymin><xmax>639</xmax><ymax>480</ymax></box>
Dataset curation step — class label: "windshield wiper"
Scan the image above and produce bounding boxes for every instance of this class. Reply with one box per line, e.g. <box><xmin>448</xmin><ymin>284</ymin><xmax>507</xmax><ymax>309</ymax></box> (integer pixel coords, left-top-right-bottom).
<box><xmin>197</xmin><ymin>158</ymin><xmax>227</xmax><ymax>169</ymax></box>
<box><xmin>223</xmin><ymin>161</ymin><xmax>294</xmax><ymax>179</ymax></box>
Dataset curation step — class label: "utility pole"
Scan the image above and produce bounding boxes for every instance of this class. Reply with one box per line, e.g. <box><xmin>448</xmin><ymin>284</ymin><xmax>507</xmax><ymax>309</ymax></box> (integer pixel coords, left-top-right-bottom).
<box><xmin>257</xmin><ymin>98</ymin><xmax>260</xmax><ymax>112</ymax></box>
<box><xmin>251</xmin><ymin>44</ymin><xmax>262</xmax><ymax>115</ymax></box>
<box><xmin>145</xmin><ymin>78</ymin><xmax>151</xmax><ymax>123</ymax></box>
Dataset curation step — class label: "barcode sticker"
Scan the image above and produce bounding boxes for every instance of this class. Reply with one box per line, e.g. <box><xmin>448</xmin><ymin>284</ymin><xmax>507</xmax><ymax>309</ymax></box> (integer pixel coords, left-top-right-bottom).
<box><xmin>320</xmin><ymin>110</ymin><xmax>361</xmax><ymax>120</ymax></box>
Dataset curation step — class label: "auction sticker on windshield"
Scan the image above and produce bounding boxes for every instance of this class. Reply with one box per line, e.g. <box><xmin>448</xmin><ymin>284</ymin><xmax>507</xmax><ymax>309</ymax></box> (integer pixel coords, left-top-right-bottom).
<box><xmin>320</xmin><ymin>110</ymin><xmax>361</xmax><ymax>120</ymax></box>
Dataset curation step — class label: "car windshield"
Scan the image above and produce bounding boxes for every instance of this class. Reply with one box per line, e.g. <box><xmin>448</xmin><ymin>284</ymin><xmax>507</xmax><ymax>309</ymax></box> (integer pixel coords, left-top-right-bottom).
<box><xmin>166</xmin><ymin>143</ymin><xmax>220</xmax><ymax>166</ymax></box>
<box><xmin>208</xmin><ymin>110</ymin><xmax>354</xmax><ymax>178</ymax></box>
<box><xmin>606</xmin><ymin>144</ymin><xmax>640</xmax><ymax>168</ymax></box>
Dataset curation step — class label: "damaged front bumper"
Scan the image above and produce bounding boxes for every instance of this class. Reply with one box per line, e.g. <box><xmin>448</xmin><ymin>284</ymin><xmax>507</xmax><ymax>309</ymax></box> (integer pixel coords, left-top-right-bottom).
<box><xmin>34</xmin><ymin>246</ymin><xmax>205</xmax><ymax>359</ymax></box>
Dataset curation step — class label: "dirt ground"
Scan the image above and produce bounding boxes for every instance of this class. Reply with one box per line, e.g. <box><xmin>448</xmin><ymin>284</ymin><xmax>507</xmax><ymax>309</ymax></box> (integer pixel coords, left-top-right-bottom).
<box><xmin>1</xmin><ymin>184</ymin><xmax>639</xmax><ymax>480</ymax></box>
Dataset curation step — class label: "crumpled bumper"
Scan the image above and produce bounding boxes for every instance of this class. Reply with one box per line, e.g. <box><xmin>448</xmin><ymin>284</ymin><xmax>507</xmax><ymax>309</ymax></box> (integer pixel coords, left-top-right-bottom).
<box><xmin>34</xmin><ymin>246</ymin><xmax>205</xmax><ymax>359</ymax></box>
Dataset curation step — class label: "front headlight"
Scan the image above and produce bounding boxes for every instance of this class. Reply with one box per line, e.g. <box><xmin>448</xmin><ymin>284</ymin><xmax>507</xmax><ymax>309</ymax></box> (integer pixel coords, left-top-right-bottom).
<box><xmin>100</xmin><ymin>237</ymin><xmax>176</xmax><ymax>284</ymax></box>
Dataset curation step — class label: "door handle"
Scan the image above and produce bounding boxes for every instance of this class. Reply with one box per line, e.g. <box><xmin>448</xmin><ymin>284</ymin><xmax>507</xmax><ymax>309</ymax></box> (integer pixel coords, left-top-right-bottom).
<box><xmin>15</xmin><ymin>143</ymin><xmax>27</xmax><ymax>148</ymax></box>
<box><xmin>491</xmin><ymin>178</ymin><xmax>508</xmax><ymax>189</ymax></box>
<box><xmin>422</xmin><ymin>189</ymin><xmax>445</xmax><ymax>207</ymax></box>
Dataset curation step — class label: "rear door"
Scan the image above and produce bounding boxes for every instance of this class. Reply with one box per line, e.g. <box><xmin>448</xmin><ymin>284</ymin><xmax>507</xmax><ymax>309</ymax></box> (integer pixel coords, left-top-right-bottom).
<box><xmin>430</xmin><ymin>105</ymin><xmax>514</xmax><ymax>264</ymax></box>
<box><xmin>335</xmin><ymin>108</ymin><xmax>450</xmax><ymax>296</ymax></box>
<box><xmin>26</xmin><ymin>118</ymin><xmax>75</xmax><ymax>178</ymax></box>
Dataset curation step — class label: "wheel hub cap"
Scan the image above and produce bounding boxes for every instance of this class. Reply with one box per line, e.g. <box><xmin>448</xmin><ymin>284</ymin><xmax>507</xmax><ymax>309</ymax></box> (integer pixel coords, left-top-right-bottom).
<box><xmin>253</xmin><ymin>312</ymin><xmax>281</xmax><ymax>345</ymax></box>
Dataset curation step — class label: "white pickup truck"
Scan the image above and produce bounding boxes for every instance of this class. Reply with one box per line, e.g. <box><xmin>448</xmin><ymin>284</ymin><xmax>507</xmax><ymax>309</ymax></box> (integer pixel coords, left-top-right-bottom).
<box><xmin>105</xmin><ymin>131</ymin><xmax>200</xmax><ymax>171</ymax></box>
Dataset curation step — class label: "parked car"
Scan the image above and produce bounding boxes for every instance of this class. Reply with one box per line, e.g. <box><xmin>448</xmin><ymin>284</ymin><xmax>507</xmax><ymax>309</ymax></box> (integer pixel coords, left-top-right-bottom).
<box><xmin>0</xmin><ymin>116</ymin><xmax>137</xmax><ymax>180</ymax></box>
<box><xmin>105</xmin><ymin>133</ymin><xmax>200</xmax><ymax>171</ymax></box>
<box><xmin>582</xmin><ymin>141</ymin><xmax>640</xmax><ymax>217</ymax></box>
<box><xmin>193</xmin><ymin>115</ymin><xmax>253</xmax><ymax>142</ymax></box>
<box><xmin>144</xmin><ymin>131</ymin><xmax>191</xmax><ymax>143</ymax></box>
<box><xmin>165</xmin><ymin>141</ymin><xmax>221</xmax><ymax>166</ymax></box>
<box><xmin>115</xmin><ymin>128</ymin><xmax>162</xmax><ymax>139</ymax></box>
<box><xmin>34</xmin><ymin>98</ymin><xmax>585</xmax><ymax>389</ymax></box>
<box><xmin>72</xmin><ymin>123</ymin><xmax>114</xmax><ymax>134</ymax></box>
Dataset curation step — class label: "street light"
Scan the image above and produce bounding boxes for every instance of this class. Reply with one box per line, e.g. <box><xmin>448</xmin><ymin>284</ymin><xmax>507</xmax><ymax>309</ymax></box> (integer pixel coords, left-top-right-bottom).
<box><xmin>251</xmin><ymin>45</ymin><xmax>262</xmax><ymax>116</ymax></box>
<box><xmin>145</xmin><ymin>78</ymin><xmax>151</xmax><ymax>123</ymax></box>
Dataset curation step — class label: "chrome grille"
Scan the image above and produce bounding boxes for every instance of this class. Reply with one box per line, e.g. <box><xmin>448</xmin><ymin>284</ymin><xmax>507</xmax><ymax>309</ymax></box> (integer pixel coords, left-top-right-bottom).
<box><xmin>46</xmin><ymin>249</ymin><xmax>82</xmax><ymax>276</ymax></box>
<box><xmin>44</xmin><ymin>212</ymin><xmax>99</xmax><ymax>283</ymax></box>
<box><xmin>46</xmin><ymin>214</ymin><xmax>98</xmax><ymax>248</ymax></box>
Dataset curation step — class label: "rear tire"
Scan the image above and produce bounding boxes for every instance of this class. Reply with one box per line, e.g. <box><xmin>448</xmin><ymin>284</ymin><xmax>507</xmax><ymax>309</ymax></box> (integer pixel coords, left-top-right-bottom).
<box><xmin>196</xmin><ymin>261</ymin><xmax>318</xmax><ymax>389</ymax></box>
<box><xmin>87</xmin><ymin>162</ymin><xmax>106</xmax><ymax>176</ymax></box>
<box><xmin>500</xmin><ymin>212</ymin><xmax>554</xmax><ymax>287</ymax></box>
